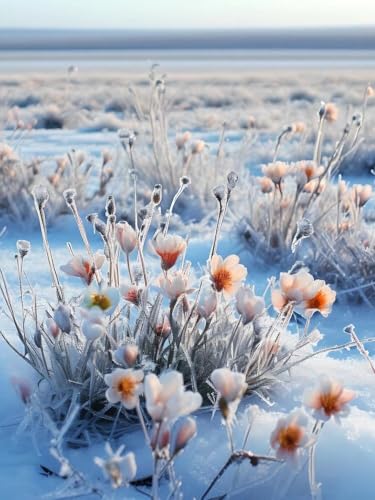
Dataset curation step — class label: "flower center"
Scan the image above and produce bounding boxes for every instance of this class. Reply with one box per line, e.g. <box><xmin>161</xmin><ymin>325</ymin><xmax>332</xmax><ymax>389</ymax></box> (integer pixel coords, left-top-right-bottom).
<box><xmin>306</xmin><ymin>290</ymin><xmax>326</xmax><ymax>311</ymax></box>
<box><xmin>117</xmin><ymin>377</ymin><xmax>136</xmax><ymax>398</ymax></box>
<box><xmin>278</xmin><ymin>424</ymin><xmax>302</xmax><ymax>451</ymax></box>
<box><xmin>90</xmin><ymin>293</ymin><xmax>111</xmax><ymax>310</ymax></box>
<box><xmin>212</xmin><ymin>268</ymin><xmax>232</xmax><ymax>292</ymax></box>
<box><xmin>157</xmin><ymin>250</ymin><xmax>181</xmax><ymax>270</ymax></box>
<box><xmin>319</xmin><ymin>392</ymin><xmax>339</xmax><ymax>415</ymax></box>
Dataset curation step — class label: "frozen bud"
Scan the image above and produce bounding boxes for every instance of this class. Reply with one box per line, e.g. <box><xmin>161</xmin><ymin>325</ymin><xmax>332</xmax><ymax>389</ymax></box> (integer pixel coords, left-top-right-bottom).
<box><xmin>291</xmin><ymin>218</ymin><xmax>314</xmax><ymax>253</ymax></box>
<box><xmin>227</xmin><ymin>171</ymin><xmax>239</xmax><ymax>191</ymax></box>
<box><xmin>123</xmin><ymin>344</ymin><xmax>139</xmax><ymax>367</ymax></box>
<box><xmin>291</xmin><ymin>121</ymin><xmax>306</xmax><ymax>133</ymax></box>
<box><xmin>151</xmin><ymin>423</ymin><xmax>170</xmax><ymax>451</ymax></box>
<box><xmin>197</xmin><ymin>288</ymin><xmax>217</xmax><ymax>319</ymax></box>
<box><xmin>11</xmin><ymin>376</ymin><xmax>31</xmax><ymax>404</ymax></box>
<box><xmin>171</xmin><ymin>417</ymin><xmax>197</xmax><ymax>456</ymax></box>
<box><xmin>34</xmin><ymin>328</ymin><xmax>42</xmax><ymax>348</ymax></box>
<box><xmin>318</xmin><ymin>101</ymin><xmax>326</xmax><ymax>118</ymax></box>
<box><xmin>176</xmin><ymin>131</ymin><xmax>191</xmax><ymax>149</ymax></box>
<box><xmin>367</xmin><ymin>85</ymin><xmax>375</xmax><ymax>97</ymax></box>
<box><xmin>324</xmin><ymin>102</ymin><xmax>338</xmax><ymax>123</ymax></box>
<box><xmin>81</xmin><ymin>317</ymin><xmax>106</xmax><ymax>341</ymax></box>
<box><xmin>259</xmin><ymin>177</ymin><xmax>273</xmax><ymax>194</ymax></box>
<box><xmin>63</xmin><ymin>188</ymin><xmax>77</xmax><ymax>206</ymax></box>
<box><xmin>116</xmin><ymin>221</ymin><xmax>137</xmax><ymax>254</ymax></box>
<box><xmin>155</xmin><ymin>314</ymin><xmax>171</xmax><ymax>338</ymax></box>
<box><xmin>118</xmin><ymin>129</ymin><xmax>136</xmax><ymax>149</ymax></box>
<box><xmin>105</xmin><ymin>196</ymin><xmax>116</xmax><ymax>217</ymax></box>
<box><xmin>54</xmin><ymin>303</ymin><xmax>72</xmax><ymax>334</ymax></box>
<box><xmin>32</xmin><ymin>185</ymin><xmax>49</xmax><ymax>209</ymax></box>
<box><xmin>218</xmin><ymin>396</ymin><xmax>230</xmax><ymax>420</ymax></box>
<box><xmin>191</xmin><ymin>140</ymin><xmax>205</xmax><ymax>154</ymax></box>
<box><xmin>180</xmin><ymin>176</ymin><xmax>191</xmax><ymax>186</ymax></box>
<box><xmin>343</xmin><ymin>324</ymin><xmax>355</xmax><ymax>336</ymax></box>
<box><xmin>17</xmin><ymin>240</ymin><xmax>31</xmax><ymax>258</ymax></box>
<box><xmin>152</xmin><ymin>184</ymin><xmax>163</xmax><ymax>205</ymax></box>
<box><xmin>87</xmin><ymin>214</ymin><xmax>107</xmax><ymax>238</ymax></box>
<box><xmin>45</xmin><ymin>317</ymin><xmax>60</xmax><ymax>338</ymax></box>
<box><xmin>213</xmin><ymin>184</ymin><xmax>226</xmax><ymax>203</ymax></box>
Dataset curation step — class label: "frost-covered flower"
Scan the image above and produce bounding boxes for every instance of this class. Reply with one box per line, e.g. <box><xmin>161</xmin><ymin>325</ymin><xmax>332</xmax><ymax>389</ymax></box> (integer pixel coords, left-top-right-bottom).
<box><xmin>176</xmin><ymin>131</ymin><xmax>191</xmax><ymax>149</ymax></box>
<box><xmin>191</xmin><ymin>139</ymin><xmax>205</xmax><ymax>154</ymax></box>
<box><xmin>81</xmin><ymin>309</ymin><xmax>107</xmax><ymax>341</ymax></box>
<box><xmin>60</xmin><ymin>252</ymin><xmax>105</xmax><ymax>285</ymax></box>
<box><xmin>303</xmin><ymin>283</ymin><xmax>336</xmax><ymax>318</ymax></box>
<box><xmin>104</xmin><ymin>368</ymin><xmax>144</xmax><ymax>409</ymax></box>
<box><xmin>197</xmin><ymin>287</ymin><xmax>217</xmax><ymax>319</ymax></box>
<box><xmin>144</xmin><ymin>370</ymin><xmax>202</xmax><ymax>422</ymax></box>
<box><xmin>94</xmin><ymin>443</ymin><xmax>136</xmax><ymax>488</ymax></box>
<box><xmin>155</xmin><ymin>314</ymin><xmax>171</xmax><ymax>337</ymax></box>
<box><xmin>45</xmin><ymin>317</ymin><xmax>60</xmax><ymax>339</ymax></box>
<box><xmin>291</xmin><ymin>121</ymin><xmax>306</xmax><ymax>133</ymax></box>
<box><xmin>159</xmin><ymin>271</ymin><xmax>192</xmax><ymax>301</ymax></box>
<box><xmin>120</xmin><ymin>283</ymin><xmax>142</xmax><ymax>306</ymax></box>
<box><xmin>262</xmin><ymin>162</ymin><xmax>288</xmax><ymax>185</ymax></box>
<box><xmin>236</xmin><ymin>286</ymin><xmax>265</xmax><ymax>325</ymax></box>
<box><xmin>11</xmin><ymin>376</ymin><xmax>31</xmax><ymax>404</ymax></box>
<box><xmin>153</xmin><ymin>234</ymin><xmax>186</xmax><ymax>271</ymax></box>
<box><xmin>53</xmin><ymin>303</ymin><xmax>72</xmax><ymax>334</ymax></box>
<box><xmin>303</xmin><ymin>178</ymin><xmax>326</xmax><ymax>195</ymax></box>
<box><xmin>209</xmin><ymin>254</ymin><xmax>247</xmax><ymax>297</ymax></box>
<box><xmin>116</xmin><ymin>221</ymin><xmax>137</xmax><ymax>254</ymax></box>
<box><xmin>82</xmin><ymin>287</ymin><xmax>120</xmax><ymax>315</ymax></box>
<box><xmin>259</xmin><ymin>176</ymin><xmax>273</xmax><ymax>193</ymax></box>
<box><xmin>323</xmin><ymin>102</ymin><xmax>338</xmax><ymax>122</ymax></box>
<box><xmin>351</xmin><ymin>184</ymin><xmax>373</xmax><ymax>207</ymax></box>
<box><xmin>16</xmin><ymin>240</ymin><xmax>31</xmax><ymax>258</ymax></box>
<box><xmin>271</xmin><ymin>270</ymin><xmax>335</xmax><ymax>317</ymax></box>
<box><xmin>270</xmin><ymin>410</ymin><xmax>309</xmax><ymax>461</ymax></box>
<box><xmin>296</xmin><ymin>160</ymin><xmax>324</xmax><ymax>182</ymax></box>
<box><xmin>210</xmin><ymin>368</ymin><xmax>247</xmax><ymax>404</ymax></box>
<box><xmin>305</xmin><ymin>376</ymin><xmax>355</xmax><ymax>422</ymax></box>
<box><xmin>113</xmin><ymin>344</ymin><xmax>139</xmax><ymax>367</ymax></box>
<box><xmin>171</xmin><ymin>416</ymin><xmax>197</xmax><ymax>456</ymax></box>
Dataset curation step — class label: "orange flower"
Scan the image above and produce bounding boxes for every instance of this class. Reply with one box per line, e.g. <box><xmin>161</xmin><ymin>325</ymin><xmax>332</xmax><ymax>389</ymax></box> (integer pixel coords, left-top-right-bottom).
<box><xmin>259</xmin><ymin>176</ymin><xmax>273</xmax><ymax>194</ymax></box>
<box><xmin>324</xmin><ymin>102</ymin><xmax>338</xmax><ymax>122</ymax></box>
<box><xmin>305</xmin><ymin>376</ymin><xmax>355</xmax><ymax>422</ymax></box>
<box><xmin>296</xmin><ymin>160</ymin><xmax>324</xmax><ymax>182</ymax></box>
<box><xmin>262</xmin><ymin>162</ymin><xmax>288</xmax><ymax>185</ymax></box>
<box><xmin>351</xmin><ymin>184</ymin><xmax>373</xmax><ymax>207</ymax></box>
<box><xmin>303</xmin><ymin>283</ymin><xmax>336</xmax><ymax>318</ymax></box>
<box><xmin>153</xmin><ymin>234</ymin><xmax>186</xmax><ymax>271</ymax></box>
<box><xmin>209</xmin><ymin>255</ymin><xmax>247</xmax><ymax>296</ymax></box>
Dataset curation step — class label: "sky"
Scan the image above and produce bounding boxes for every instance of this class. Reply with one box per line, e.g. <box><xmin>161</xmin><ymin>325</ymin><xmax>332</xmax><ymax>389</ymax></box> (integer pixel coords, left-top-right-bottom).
<box><xmin>1</xmin><ymin>0</ymin><xmax>375</xmax><ymax>29</ymax></box>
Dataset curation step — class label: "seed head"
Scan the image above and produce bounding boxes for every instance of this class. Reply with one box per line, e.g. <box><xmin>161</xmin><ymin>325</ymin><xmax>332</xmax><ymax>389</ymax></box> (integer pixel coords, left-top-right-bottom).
<box><xmin>180</xmin><ymin>176</ymin><xmax>191</xmax><ymax>186</ymax></box>
<box><xmin>63</xmin><ymin>188</ymin><xmax>77</xmax><ymax>206</ymax></box>
<box><xmin>213</xmin><ymin>185</ymin><xmax>226</xmax><ymax>203</ymax></box>
<box><xmin>152</xmin><ymin>184</ymin><xmax>163</xmax><ymax>206</ymax></box>
<box><xmin>32</xmin><ymin>185</ymin><xmax>49</xmax><ymax>209</ymax></box>
<box><xmin>227</xmin><ymin>171</ymin><xmax>239</xmax><ymax>191</ymax></box>
<box><xmin>17</xmin><ymin>240</ymin><xmax>31</xmax><ymax>258</ymax></box>
<box><xmin>105</xmin><ymin>196</ymin><xmax>116</xmax><ymax>217</ymax></box>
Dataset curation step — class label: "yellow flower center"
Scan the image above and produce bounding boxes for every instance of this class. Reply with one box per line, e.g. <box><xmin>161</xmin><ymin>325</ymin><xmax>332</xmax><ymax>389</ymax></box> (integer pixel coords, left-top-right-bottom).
<box><xmin>90</xmin><ymin>293</ymin><xmax>111</xmax><ymax>310</ymax></box>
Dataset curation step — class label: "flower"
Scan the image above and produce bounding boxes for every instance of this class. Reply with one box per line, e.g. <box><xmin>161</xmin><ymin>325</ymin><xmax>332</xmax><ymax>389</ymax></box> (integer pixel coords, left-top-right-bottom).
<box><xmin>16</xmin><ymin>240</ymin><xmax>31</xmax><ymax>258</ymax></box>
<box><xmin>113</xmin><ymin>344</ymin><xmax>139</xmax><ymax>367</ymax></box>
<box><xmin>94</xmin><ymin>443</ymin><xmax>136</xmax><ymax>488</ymax></box>
<box><xmin>155</xmin><ymin>314</ymin><xmax>171</xmax><ymax>337</ymax></box>
<box><xmin>235</xmin><ymin>286</ymin><xmax>265</xmax><ymax>325</ymax></box>
<box><xmin>53</xmin><ymin>303</ymin><xmax>72</xmax><ymax>334</ymax></box>
<box><xmin>291</xmin><ymin>121</ymin><xmax>306</xmax><ymax>133</ymax></box>
<box><xmin>271</xmin><ymin>270</ymin><xmax>335</xmax><ymax>317</ymax></box>
<box><xmin>351</xmin><ymin>184</ymin><xmax>373</xmax><ymax>207</ymax></box>
<box><xmin>144</xmin><ymin>370</ymin><xmax>202</xmax><ymax>422</ymax></box>
<box><xmin>153</xmin><ymin>234</ymin><xmax>186</xmax><ymax>271</ymax></box>
<box><xmin>60</xmin><ymin>252</ymin><xmax>105</xmax><ymax>285</ymax></box>
<box><xmin>82</xmin><ymin>287</ymin><xmax>120</xmax><ymax>315</ymax></box>
<box><xmin>259</xmin><ymin>176</ymin><xmax>273</xmax><ymax>194</ymax></box>
<box><xmin>104</xmin><ymin>368</ymin><xmax>144</xmax><ymax>409</ymax></box>
<box><xmin>120</xmin><ymin>283</ymin><xmax>142</xmax><ymax>306</ymax></box>
<box><xmin>303</xmin><ymin>178</ymin><xmax>326</xmax><ymax>195</ymax></box>
<box><xmin>197</xmin><ymin>287</ymin><xmax>217</xmax><ymax>319</ymax></box>
<box><xmin>81</xmin><ymin>309</ymin><xmax>107</xmax><ymax>341</ymax></box>
<box><xmin>305</xmin><ymin>376</ymin><xmax>355</xmax><ymax>422</ymax></box>
<box><xmin>116</xmin><ymin>221</ymin><xmax>137</xmax><ymax>254</ymax></box>
<box><xmin>210</xmin><ymin>368</ymin><xmax>247</xmax><ymax>404</ymax></box>
<box><xmin>171</xmin><ymin>417</ymin><xmax>197</xmax><ymax>456</ymax></box>
<box><xmin>209</xmin><ymin>255</ymin><xmax>247</xmax><ymax>296</ymax></box>
<box><xmin>191</xmin><ymin>140</ymin><xmax>205</xmax><ymax>154</ymax></box>
<box><xmin>176</xmin><ymin>131</ymin><xmax>191</xmax><ymax>149</ymax></box>
<box><xmin>11</xmin><ymin>376</ymin><xmax>31</xmax><ymax>404</ymax></box>
<box><xmin>159</xmin><ymin>271</ymin><xmax>192</xmax><ymax>301</ymax></box>
<box><xmin>45</xmin><ymin>317</ymin><xmax>60</xmax><ymax>339</ymax></box>
<box><xmin>323</xmin><ymin>102</ymin><xmax>338</xmax><ymax>122</ymax></box>
<box><xmin>303</xmin><ymin>283</ymin><xmax>336</xmax><ymax>318</ymax></box>
<box><xmin>262</xmin><ymin>162</ymin><xmax>288</xmax><ymax>185</ymax></box>
<box><xmin>296</xmin><ymin>160</ymin><xmax>324</xmax><ymax>183</ymax></box>
<box><xmin>270</xmin><ymin>410</ymin><xmax>309</xmax><ymax>461</ymax></box>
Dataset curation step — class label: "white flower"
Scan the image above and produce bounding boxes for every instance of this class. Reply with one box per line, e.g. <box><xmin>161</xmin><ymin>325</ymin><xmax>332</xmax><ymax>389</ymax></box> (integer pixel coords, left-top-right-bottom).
<box><xmin>82</xmin><ymin>287</ymin><xmax>120</xmax><ymax>315</ymax></box>
<box><xmin>104</xmin><ymin>368</ymin><xmax>144</xmax><ymax>409</ymax></box>
<box><xmin>153</xmin><ymin>234</ymin><xmax>186</xmax><ymax>271</ymax></box>
<box><xmin>209</xmin><ymin>254</ymin><xmax>247</xmax><ymax>297</ymax></box>
<box><xmin>144</xmin><ymin>371</ymin><xmax>202</xmax><ymax>422</ymax></box>
<box><xmin>60</xmin><ymin>252</ymin><xmax>105</xmax><ymax>285</ymax></box>
<box><xmin>116</xmin><ymin>221</ymin><xmax>137</xmax><ymax>254</ymax></box>
<box><xmin>159</xmin><ymin>271</ymin><xmax>193</xmax><ymax>301</ymax></box>
<box><xmin>197</xmin><ymin>287</ymin><xmax>217</xmax><ymax>319</ymax></box>
<box><xmin>210</xmin><ymin>368</ymin><xmax>247</xmax><ymax>403</ymax></box>
<box><xmin>235</xmin><ymin>286</ymin><xmax>265</xmax><ymax>324</ymax></box>
<box><xmin>94</xmin><ymin>443</ymin><xmax>137</xmax><ymax>488</ymax></box>
<box><xmin>270</xmin><ymin>410</ymin><xmax>309</xmax><ymax>461</ymax></box>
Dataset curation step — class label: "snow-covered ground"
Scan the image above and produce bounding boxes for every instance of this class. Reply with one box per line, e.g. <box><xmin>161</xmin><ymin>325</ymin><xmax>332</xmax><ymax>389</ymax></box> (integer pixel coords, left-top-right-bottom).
<box><xmin>1</xmin><ymin>63</ymin><xmax>375</xmax><ymax>499</ymax></box>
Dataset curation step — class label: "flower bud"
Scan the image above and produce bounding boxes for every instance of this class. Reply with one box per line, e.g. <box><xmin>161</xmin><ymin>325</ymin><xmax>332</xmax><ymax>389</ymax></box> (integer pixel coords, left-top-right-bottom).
<box><xmin>123</xmin><ymin>344</ymin><xmax>139</xmax><ymax>366</ymax></box>
<box><xmin>227</xmin><ymin>171</ymin><xmax>238</xmax><ymax>191</ymax></box>
<box><xmin>32</xmin><ymin>185</ymin><xmax>49</xmax><ymax>209</ymax></box>
<box><xmin>16</xmin><ymin>240</ymin><xmax>31</xmax><ymax>258</ymax></box>
<box><xmin>54</xmin><ymin>303</ymin><xmax>72</xmax><ymax>334</ymax></box>
<box><xmin>171</xmin><ymin>417</ymin><xmax>197</xmax><ymax>456</ymax></box>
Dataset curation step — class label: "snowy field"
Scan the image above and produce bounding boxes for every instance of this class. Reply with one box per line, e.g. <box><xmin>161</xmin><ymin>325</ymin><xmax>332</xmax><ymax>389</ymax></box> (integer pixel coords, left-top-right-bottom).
<box><xmin>1</xmin><ymin>56</ymin><xmax>375</xmax><ymax>499</ymax></box>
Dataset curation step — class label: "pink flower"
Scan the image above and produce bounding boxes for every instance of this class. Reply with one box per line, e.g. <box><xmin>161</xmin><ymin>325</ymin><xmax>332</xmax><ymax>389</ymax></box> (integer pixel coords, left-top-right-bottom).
<box><xmin>209</xmin><ymin>255</ymin><xmax>247</xmax><ymax>297</ymax></box>
<box><xmin>159</xmin><ymin>271</ymin><xmax>193</xmax><ymax>301</ymax></box>
<box><xmin>197</xmin><ymin>287</ymin><xmax>217</xmax><ymax>319</ymax></box>
<box><xmin>120</xmin><ymin>283</ymin><xmax>142</xmax><ymax>306</ymax></box>
<box><xmin>60</xmin><ymin>252</ymin><xmax>105</xmax><ymax>285</ymax></box>
<box><xmin>262</xmin><ymin>162</ymin><xmax>288</xmax><ymax>185</ymax></box>
<box><xmin>305</xmin><ymin>376</ymin><xmax>355</xmax><ymax>422</ymax></box>
<box><xmin>351</xmin><ymin>184</ymin><xmax>373</xmax><ymax>207</ymax></box>
<box><xmin>210</xmin><ymin>368</ymin><xmax>247</xmax><ymax>403</ymax></box>
<box><xmin>153</xmin><ymin>234</ymin><xmax>186</xmax><ymax>271</ymax></box>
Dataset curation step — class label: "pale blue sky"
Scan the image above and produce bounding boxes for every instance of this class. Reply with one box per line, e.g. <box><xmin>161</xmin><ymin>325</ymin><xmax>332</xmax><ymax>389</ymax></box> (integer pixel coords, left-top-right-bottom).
<box><xmin>2</xmin><ymin>0</ymin><xmax>375</xmax><ymax>29</ymax></box>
